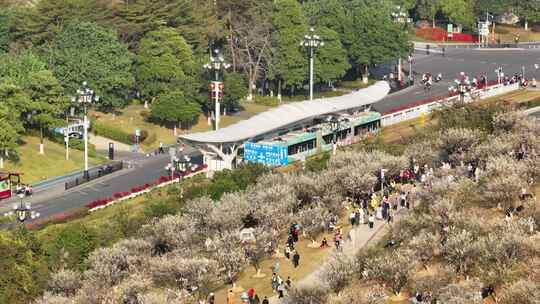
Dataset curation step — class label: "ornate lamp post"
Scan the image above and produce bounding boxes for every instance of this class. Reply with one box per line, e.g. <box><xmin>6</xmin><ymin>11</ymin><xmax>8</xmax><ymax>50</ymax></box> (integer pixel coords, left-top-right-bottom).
<box><xmin>392</xmin><ymin>6</ymin><xmax>409</xmax><ymax>83</ymax></box>
<box><xmin>72</xmin><ymin>82</ymin><xmax>99</xmax><ymax>180</ymax></box>
<box><xmin>301</xmin><ymin>28</ymin><xmax>324</xmax><ymax>101</ymax></box>
<box><xmin>4</xmin><ymin>192</ymin><xmax>40</xmax><ymax>223</ymax></box>
<box><xmin>204</xmin><ymin>49</ymin><xmax>230</xmax><ymax>130</ymax></box>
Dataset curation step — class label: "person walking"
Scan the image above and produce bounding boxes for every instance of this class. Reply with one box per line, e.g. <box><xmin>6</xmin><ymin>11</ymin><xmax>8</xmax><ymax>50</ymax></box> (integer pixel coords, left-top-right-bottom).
<box><xmin>273</xmin><ymin>258</ymin><xmax>280</xmax><ymax>274</ymax></box>
<box><xmin>227</xmin><ymin>290</ymin><xmax>236</xmax><ymax>304</ymax></box>
<box><xmin>277</xmin><ymin>281</ymin><xmax>285</xmax><ymax>298</ymax></box>
<box><xmin>284</xmin><ymin>245</ymin><xmax>291</xmax><ymax>259</ymax></box>
<box><xmin>368</xmin><ymin>213</ymin><xmax>375</xmax><ymax>229</ymax></box>
<box><xmin>271</xmin><ymin>273</ymin><xmax>279</xmax><ymax>292</ymax></box>
<box><xmin>292</xmin><ymin>251</ymin><xmax>300</xmax><ymax>268</ymax></box>
<box><xmin>207</xmin><ymin>293</ymin><xmax>215</xmax><ymax>304</ymax></box>
<box><xmin>262</xmin><ymin>296</ymin><xmax>269</xmax><ymax>304</ymax></box>
<box><xmin>286</xmin><ymin>276</ymin><xmax>292</xmax><ymax>289</ymax></box>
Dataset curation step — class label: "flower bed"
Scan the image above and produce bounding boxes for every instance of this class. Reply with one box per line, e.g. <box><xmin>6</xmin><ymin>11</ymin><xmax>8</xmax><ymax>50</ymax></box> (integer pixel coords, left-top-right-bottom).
<box><xmin>86</xmin><ymin>164</ymin><xmax>208</xmax><ymax>212</ymax></box>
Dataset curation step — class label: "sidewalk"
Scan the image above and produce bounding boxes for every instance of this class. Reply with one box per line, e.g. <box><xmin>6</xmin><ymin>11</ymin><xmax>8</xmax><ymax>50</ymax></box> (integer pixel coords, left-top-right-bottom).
<box><xmin>268</xmin><ymin>209</ymin><xmax>407</xmax><ymax>303</ymax></box>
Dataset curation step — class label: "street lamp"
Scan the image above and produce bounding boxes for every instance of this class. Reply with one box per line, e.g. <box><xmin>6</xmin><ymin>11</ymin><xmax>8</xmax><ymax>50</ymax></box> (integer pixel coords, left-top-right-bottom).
<box><xmin>3</xmin><ymin>193</ymin><xmax>40</xmax><ymax>223</ymax></box>
<box><xmin>72</xmin><ymin>81</ymin><xmax>100</xmax><ymax>180</ymax></box>
<box><xmin>178</xmin><ymin>155</ymin><xmax>191</xmax><ymax>174</ymax></box>
<box><xmin>300</xmin><ymin>28</ymin><xmax>324</xmax><ymax>101</ymax></box>
<box><xmin>495</xmin><ymin>67</ymin><xmax>503</xmax><ymax>85</ymax></box>
<box><xmin>204</xmin><ymin>49</ymin><xmax>230</xmax><ymax>131</ymax></box>
<box><xmin>392</xmin><ymin>6</ymin><xmax>410</xmax><ymax>83</ymax></box>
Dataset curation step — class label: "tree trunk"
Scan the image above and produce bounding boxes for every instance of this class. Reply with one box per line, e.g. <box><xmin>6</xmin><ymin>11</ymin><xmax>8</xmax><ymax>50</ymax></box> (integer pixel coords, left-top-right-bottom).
<box><xmin>228</xmin><ymin>13</ymin><xmax>237</xmax><ymax>72</ymax></box>
<box><xmin>277</xmin><ymin>79</ymin><xmax>282</xmax><ymax>103</ymax></box>
<box><xmin>525</xmin><ymin>20</ymin><xmax>529</xmax><ymax>31</ymax></box>
<box><xmin>252</xmin><ymin>267</ymin><xmax>266</xmax><ymax>278</ymax></box>
<box><xmin>231</xmin><ymin>281</ymin><xmax>243</xmax><ymax>293</ymax></box>
<box><xmin>39</xmin><ymin>126</ymin><xmax>44</xmax><ymax>154</ymax></box>
<box><xmin>247</xmin><ymin>66</ymin><xmax>254</xmax><ymax>101</ymax></box>
<box><xmin>362</xmin><ymin>65</ymin><xmax>369</xmax><ymax>84</ymax></box>
<box><xmin>307</xmin><ymin>239</ymin><xmax>319</xmax><ymax>248</ymax></box>
<box><xmin>432</xmin><ymin>16</ymin><xmax>435</xmax><ymax>28</ymax></box>
<box><xmin>0</xmin><ymin>155</ymin><xmax>3</xmax><ymax>169</ymax></box>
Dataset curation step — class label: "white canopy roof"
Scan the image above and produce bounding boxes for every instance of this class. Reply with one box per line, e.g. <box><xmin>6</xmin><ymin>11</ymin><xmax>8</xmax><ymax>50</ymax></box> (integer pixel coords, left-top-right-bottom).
<box><xmin>181</xmin><ymin>81</ymin><xmax>390</xmax><ymax>144</ymax></box>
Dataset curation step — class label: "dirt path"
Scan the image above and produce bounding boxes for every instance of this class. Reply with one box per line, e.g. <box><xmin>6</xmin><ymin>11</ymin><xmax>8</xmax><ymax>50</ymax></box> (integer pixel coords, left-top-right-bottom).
<box><xmin>268</xmin><ymin>206</ymin><xmax>409</xmax><ymax>304</ymax></box>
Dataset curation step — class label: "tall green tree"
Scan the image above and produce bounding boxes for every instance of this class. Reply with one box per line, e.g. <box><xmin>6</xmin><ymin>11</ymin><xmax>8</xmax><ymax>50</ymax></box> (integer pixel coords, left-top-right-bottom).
<box><xmin>12</xmin><ymin>0</ymin><xmax>114</xmax><ymax>47</ymax></box>
<box><xmin>0</xmin><ymin>80</ymin><xmax>29</xmax><ymax>166</ymax></box>
<box><xmin>518</xmin><ymin>0</ymin><xmax>540</xmax><ymax>29</ymax></box>
<box><xmin>0</xmin><ymin>51</ymin><xmax>47</xmax><ymax>85</ymax></box>
<box><xmin>303</xmin><ymin>0</ymin><xmax>349</xmax><ymax>40</ymax></box>
<box><xmin>0</xmin><ymin>228</ymin><xmax>48</xmax><ymax>304</ymax></box>
<box><xmin>415</xmin><ymin>0</ymin><xmax>440</xmax><ymax>27</ymax></box>
<box><xmin>345</xmin><ymin>0</ymin><xmax>411</xmax><ymax>82</ymax></box>
<box><xmin>23</xmin><ymin>70</ymin><xmax>69</xmax><ymax>154</ymax></box>
<box><xmin>314</xmin><ymin>27</ymin><xmax>350</xmax><ymax>84</ymax></box>
<box><xmin>440</xmin><ymin>0</ymin><xmax>476</xmax><ymax>28</ymax></box>
<box><xmin>271</xmin><ymin>0</ymin><xmax>309</xmax><ymax>93</ymax></box>
<box><xmin>223</xmin><ymin>72</ymin><xmax>247</xmax><ymax>112</ymax></box>
<box><xmin>51</xmin><ymin>21</ymin><xmax>134</xmax><ymax>110</ymax></box>
<box><xmin>0</xmin><ymin>9</ymin><xmax>13</xmax><ymax>53</ymax></box>
<box><xmin>113</xmin><ymin>0</ymin><xmax>220</xmax><ymax>50</ymax></box>
<box><xmin>135</xmin><ymin>27</ymin><xmax>198</xmax><ymax>104</ymax></box>
<box><xmin>150</xmin><ymin>90</ymin><xmax>201</xmax><ymax>129</ymax></box>
<box><xmin>474</xmin><ymin>0</ymin><xmax>512</xmax><ymax>15</ymax></box>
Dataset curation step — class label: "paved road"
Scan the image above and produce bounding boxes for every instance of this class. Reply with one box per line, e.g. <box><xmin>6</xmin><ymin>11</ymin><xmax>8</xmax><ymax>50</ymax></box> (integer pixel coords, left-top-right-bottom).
<box><xmin>0</xmin><ymin>145</ymin><xmax>201</xmax><ymax>222</ymax></box>
<box><xmin>373</xmin><ymin>48</ymin><xmax>540</xmax><ymax>113</ymax></box>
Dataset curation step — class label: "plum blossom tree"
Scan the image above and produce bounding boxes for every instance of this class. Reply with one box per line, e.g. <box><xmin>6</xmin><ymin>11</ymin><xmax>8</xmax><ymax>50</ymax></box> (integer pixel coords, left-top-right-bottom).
<box><xmin>436</xmin><ymin>128</ymin><xmax>482</xmax><ymax>165</ymax></box>
<box><xmin>142</xmin><ymin>215</ymin><xmax>198</xmax><ymax>255</ymax></box>
<box><xmin>283</xmin><ymin>285</ymin><xmax>329</xmax><ymax>304</ymax></box>
<box><xmin>48</xmin><ymin>269</ymin><xmax>82</xmax><ymax>297</ymax></box>
<box><xmin>150</xmin><ymin>254</ymin><xmax>219</xmax><ymax>296</ymax></box>
<box><xmin>499</xmin><ymin>279</ymin><xmax>540</xmax><ymax>304</ymax></box>
<box><xmin>365</xmin><ymin>251</ymin><xmax>416</xmax><ymax>296</ymax></box>
<box><xmin>298</xmin><ymin>204</ymin><xmax>328</xmax><ymax>246</ymax></box>
<box><xmin>244</xmin><ymin>228</ymin><xmax>276</xmax><ymax>278</ymax></box>
<box><xmin>320</xmin><ymin>252</ymin><xmax>356</xmax><ymax>295</ymax></box>
<box><xmin>480</xmin><ymin>156</ymin><xmax>527</xmax><ymax>209</ymax></box>
<box><xmin>210</xmin><ymin>232</ymin><xmax>247</xmax><ymax>288</ymax></box>
<box><xmin>442</xmin><ymin>229</ymin><xmax>481</xmax><ymax>276</ymax></box>
<box><xmin>406</xmin><ymin>230</ymin><xmax>441</xmax><ymax>269</ymax></box>
<box><xmin>436</xmin><ymin>279</ymin><xmax>483</xmax><ymax>304</ymax></box>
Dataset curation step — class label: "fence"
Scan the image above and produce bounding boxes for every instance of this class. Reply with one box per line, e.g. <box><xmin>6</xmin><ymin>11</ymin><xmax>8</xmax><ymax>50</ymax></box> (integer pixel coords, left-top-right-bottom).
<box><xmin>381</xmin><ymin>82</ymin><xmax>520</xmax><ymax>127</ymax></box>
<box><xmin>65</xmin><ymin>161</ymin><xmax>124</xmax><ymax>190</ymax></box>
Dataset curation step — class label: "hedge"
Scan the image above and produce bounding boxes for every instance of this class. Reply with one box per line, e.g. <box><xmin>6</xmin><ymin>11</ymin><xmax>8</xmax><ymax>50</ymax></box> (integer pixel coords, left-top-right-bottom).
<box><xmin>92</xmin><ymin>121</ymin><xmax>141</xmax><ymax>145</ymax></box>
<box><xmin>253</xmin><ymin>95</ymin><xmax>280</xmax><ymax>106</ymax></box>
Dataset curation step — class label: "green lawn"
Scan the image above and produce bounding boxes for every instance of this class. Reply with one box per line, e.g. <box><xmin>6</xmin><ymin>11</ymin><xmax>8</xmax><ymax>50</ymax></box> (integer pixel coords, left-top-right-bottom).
<box><xmin>92</xmin><ymin>103</ymin><xmax>274</xmax><ymax>147</ymax></box>
<box><xmin>3</xmin><ymin>136</ymin><xmax>106</xmax><ymax>184</ymax></box>
<box><xmin>90</xmin><ymin>105</ymin><xmax>177</xmax><ymax>151</ymax></box>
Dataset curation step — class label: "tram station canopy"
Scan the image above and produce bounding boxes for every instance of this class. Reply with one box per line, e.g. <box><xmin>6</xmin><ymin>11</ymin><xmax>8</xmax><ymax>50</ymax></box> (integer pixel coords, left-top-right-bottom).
<box><xmin>181</xmin><ymin>81</ymin><xmax>390</xmax><ymax>145</ymax></box>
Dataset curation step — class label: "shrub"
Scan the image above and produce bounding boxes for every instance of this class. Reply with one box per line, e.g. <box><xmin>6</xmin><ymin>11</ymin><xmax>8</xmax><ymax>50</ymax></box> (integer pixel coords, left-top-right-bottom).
<box><xmin>494</xmin><ymin>27</ymin><xmax>510</xmax><ymax>34</ymax></box>
<box><xmin>253</xmin><ymin>95</ymin><xmax>279</xmax><ymax>106</ymax></box>
<box><xmin>92</xmin><ymin>121</ymin><xmax>134</xmax><ymax>145</ymax></box>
